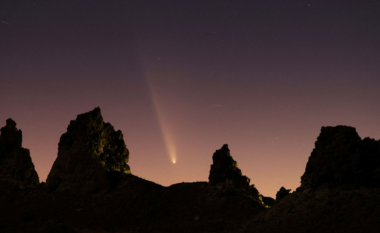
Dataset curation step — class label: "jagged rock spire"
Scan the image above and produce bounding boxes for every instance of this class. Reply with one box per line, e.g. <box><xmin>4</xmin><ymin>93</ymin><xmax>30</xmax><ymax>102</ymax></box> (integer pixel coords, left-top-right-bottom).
<box><xmin>209</xmin><ymin>144</ymin><xmax>247</xmax><ymax>187</ymax></box>
<box><xmin>209</xmin><ymin>144</ymin><xmax>261</xmax><ymax>201</ymax></box>
<box><xmin>0</xmin><ymin>119</ymin><xmax>39</xmax><ymax>187</ymax></box>
<box><xmin>46</xmin><ymin>107</ymin><xmax>130</xmax><ymax>193</ymax></box>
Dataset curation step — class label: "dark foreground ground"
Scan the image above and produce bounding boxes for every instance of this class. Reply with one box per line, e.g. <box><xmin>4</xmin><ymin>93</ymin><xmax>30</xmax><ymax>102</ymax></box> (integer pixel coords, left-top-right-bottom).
<box><xmin>0</xmin><ymin>176</ymin><xmax>266</xmax><ymax>233</ymax></box>
<box><xmin>1</xmin><ymin>178</ymin><xmax>380</xmax><ymax>233</ymax></box>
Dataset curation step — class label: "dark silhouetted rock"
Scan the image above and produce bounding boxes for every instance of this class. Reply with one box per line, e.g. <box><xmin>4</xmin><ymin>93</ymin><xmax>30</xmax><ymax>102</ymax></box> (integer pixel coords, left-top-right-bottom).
<box><xmin>46</xmin><ymin>107</ymin><xmax>130</xmax><ymax>194</ymax></box>
<box><xmin>209</xmin><ymin>144</ymin><xmax>261</xmax><ymax>200</ymax></box>
<box><xmin>300</xmin><ymin>126</ymin><xmax>380</xmax><ymax>190</ymax></box>
<box><xmin>259</xmin><ymin>194</ymin><xmax>275</xmax><ymax>207</ymax></box>
<box><xmin>241</xmin><ymin>126</ymin><xmax>380</xmax><ymax>233</ymax></box>
<box><xmin>243</xmin><ymin>186</ymin><xmax>380</xmax><ymax>233</ymax></box>
<box><xmin>275</xmin><ymin>187</ymin><xmax>291</xmax><ymax>202</ymax></box>
<box><xmin>0</xmin><ymin>119</ymin><xmax>39</xmax><ymax>187</ymax></box>
<box><xmin>3</xmin><ymin>121</ymin><xmax>380</xmax><ymax>233</ymax></box>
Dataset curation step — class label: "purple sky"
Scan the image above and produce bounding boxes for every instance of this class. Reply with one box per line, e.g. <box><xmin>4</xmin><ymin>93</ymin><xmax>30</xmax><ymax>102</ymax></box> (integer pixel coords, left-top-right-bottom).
<box><xmin>1</xmin><ymin>0</ymin><xmax>380</xmax><ymax>197</ymax></box>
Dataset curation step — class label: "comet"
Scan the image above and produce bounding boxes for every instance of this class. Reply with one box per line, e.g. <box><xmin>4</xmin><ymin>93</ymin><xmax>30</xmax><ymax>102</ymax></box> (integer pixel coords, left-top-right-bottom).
<box><xmin>145</xmin><ymin>71</ymin><xmax>178</xmax><ymax>164</ymax></box>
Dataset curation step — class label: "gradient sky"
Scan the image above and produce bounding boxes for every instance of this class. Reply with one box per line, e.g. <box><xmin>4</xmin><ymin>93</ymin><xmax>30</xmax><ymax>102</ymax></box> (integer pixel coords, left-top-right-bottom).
<box><xmin>1</xmin><ymin>0</ymin><xmax>380</xmax><ymax>198</ymax></box>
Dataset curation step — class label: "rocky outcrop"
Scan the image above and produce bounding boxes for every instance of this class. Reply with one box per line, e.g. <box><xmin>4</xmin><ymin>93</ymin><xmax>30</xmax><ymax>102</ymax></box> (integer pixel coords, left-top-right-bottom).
<box><xmin>209</xmin><ymin>144</ymin><xmax>261</xmax><ymax>200</ymax></box>
<box><xmin>242</xmin><ymin>186</ymin><xmax>380</xmax><ymax>233</ymax></box>
<box><xmin>46</xmin><ymin>107</ymin><xmax>131</xmax><ymax>194</ymax></box>
<box><xmin>275</xmin><ymin>187</ymin><xmax>291</xmax><ymax>202</ymax></box>
<box><xmin>0</xmin><ymin>119</ymin><xmax>39</xmax><ymax>187</ymax></box>
<box><xmin>300</xmin><ymin>126</ymin><xmax>380</xmax><ymax>190</ymax></box>
<box><xmin>241</xmin><ymin>126</ymin><xmax>380</xmax><ymax>233</ymax></box>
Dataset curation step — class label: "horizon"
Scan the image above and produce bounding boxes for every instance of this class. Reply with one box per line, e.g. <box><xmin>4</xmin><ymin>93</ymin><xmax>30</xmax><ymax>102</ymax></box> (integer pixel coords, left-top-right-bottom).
<box><xmin>1</xmin><ymin>0</ymin><xmax>380</xmax><ymax>198</ymax></box>
<box><xmin>1</xmin><ymin>109</ymin><xmax>379</xmax><ymax>198</ymax></box>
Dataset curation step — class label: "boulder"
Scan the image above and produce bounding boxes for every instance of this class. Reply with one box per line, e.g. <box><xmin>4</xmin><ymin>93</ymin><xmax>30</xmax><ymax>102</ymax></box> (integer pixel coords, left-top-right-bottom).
<box><xmin>0</xmin><ymin>119</ymin><xmax>39</xmax><ymax>187</ymax></box>
<box><xmin>275</xmin><ymin>187</ymin><xmax>291</xmax><ymax>202</ymax></box>
<box><xmin>259</xmin><ymin>194</ymin><xmax>275</xmax><ymax>207</ymax></box>
<box><xmin>46</xmin><ymin>107</ymin><xmax>130</xmax><ymax>194</ymax></box>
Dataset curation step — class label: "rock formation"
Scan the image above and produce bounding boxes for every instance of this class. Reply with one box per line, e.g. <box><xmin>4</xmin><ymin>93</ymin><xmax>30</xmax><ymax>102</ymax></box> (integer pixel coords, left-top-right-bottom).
<box><xmin>0</xmin><ymin>119</ymin><xmax>39</xmax><ymax>187</ymax></box>
<box><xmin>275</xmin><ymin>187</ymin><xmax>291</xmax><ymax>202</ymax></box>
<box><xmin>3</xmin><ymin>118</ymin><xmax>380</xmax><ymax>233</ymax></box>
<box><xmin>209</xmin><ymin>144</ymin><xmax>261</xmax><ymax>200</ymax></box>
<box><xmin>46</xmin><ymin>107</ymin><xmax>130</xmax><ymax>194</ymax></box>
<box><xmin>300</xmin><ymin>126</ymin><xmax>380</xmax><ymax>190</ymax></box>
<box><xmin>241</xmin><ymin>125</ymin><xmax>380</xmax><ymax>233</ymax></box>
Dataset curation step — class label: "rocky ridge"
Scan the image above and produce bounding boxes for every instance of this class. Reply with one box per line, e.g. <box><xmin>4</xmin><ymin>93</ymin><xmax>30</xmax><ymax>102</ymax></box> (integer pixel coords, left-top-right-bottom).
<box><xmin>1</xmin><ymin>110</ymin><xmax>380</xmax><ymax>233</ymax></box>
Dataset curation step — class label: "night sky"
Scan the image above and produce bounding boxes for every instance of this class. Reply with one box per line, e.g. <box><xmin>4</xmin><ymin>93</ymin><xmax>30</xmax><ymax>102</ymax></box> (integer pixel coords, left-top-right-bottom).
<box><xmin>1</xmin><ymin>0</ymin><xmax>380</xmax><ymax>198</ymax></box>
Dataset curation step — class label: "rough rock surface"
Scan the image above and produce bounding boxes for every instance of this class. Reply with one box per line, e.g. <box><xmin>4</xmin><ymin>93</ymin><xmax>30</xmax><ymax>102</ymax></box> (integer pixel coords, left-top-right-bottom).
<box><xmin>0</xmin><ymin>119</ymin><xmax>39</xmax><ymax>187</ymax></box>
<box><xmin>300</xmin><ymin>126</ymin><xmax>380</xmax><ymax>190</ymax></box>
<box><xmin>209</xmin><ymin>144</ymin><xmax>262</xmax><ymax>201</ymax></box>
<box><xmin>275</xmin><ymin>187</ymin><xmax>291</xmax><ymax>202</ymax></box>
<box><xmin>46</xmin><ymin>107</ymin><xmax>130</xmax><ymax>194</ymax></box>
<box><xmin>241</xmin><ymin>186</ymin><xmax>380</xmax><ymax>233</ymax></box>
